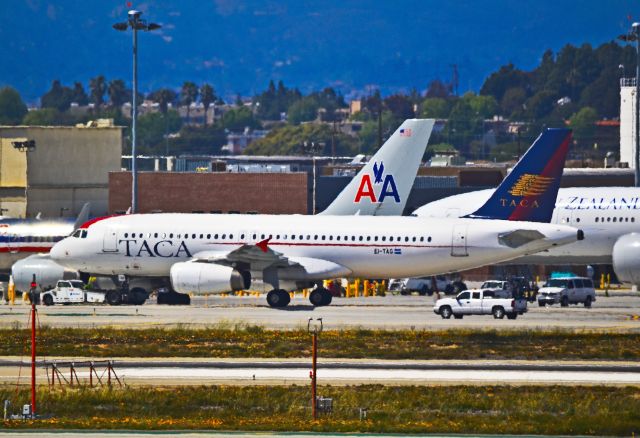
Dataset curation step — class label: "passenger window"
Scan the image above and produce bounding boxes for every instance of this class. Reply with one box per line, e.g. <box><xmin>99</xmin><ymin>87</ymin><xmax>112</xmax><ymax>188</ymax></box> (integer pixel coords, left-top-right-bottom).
<box><xmin>359</xmin><ymin>236</ymin><xmax>363</xmax><ymax>241</ymax></box>
<box><xmin>595</xmin><ymin>217</ymin><xmax>599</xmax><ymax>223</ymax></box>
<box><xmin>567</xmin><ymin>280</ymin><xmax>575</xmax><ymax>289</ymax></box>
<box><xmin>329</xmin><ymin>235</ymin><xmax>333</xmax><ymax>241</ymax></box>
<box><xmin>169</xmin><ymin>233</ymin><xmax>174</xmax><ymax>238</ymax></box>
<box><xmin>405</xmin><ymin>237</ymin><xmax>409</xmax><ymax>242</ymax></box>
<box><xmin>484</xmin><ymin>291</ymin><xmax>494</xmax><ymax>298</ymax></box>
<box><xmin>154</xmin><ymin>233</ymin><xmax>159</xmax><ymax>238</ymax></box>
<box><xmin>428</xmin><ymin>237</ymin><xmax>432</xmax><ymax>242</ymax></box>
<box><xmin>472</xmin><ymin>291</ymin><xmax>481</xmax><ymax>299</ymax></box>
<box><xmin>584</xmin><ymin>279</ymin><xmax>594</xmax><ymax>288</ymax></box>
<box><xmin>321</xmin><ymin>235</ymin><xmax>325</xmax><ymax>240</ymax></box>
<box><xmin>222</xmin><ymin>234</ymin><xmax>226</xmax><ymax>239</ymax></box>
<box><xmin>230</xmin><ymin>234</ymin><xmax>234</xmax><ymax>239</ymax></box>
<box><xmin>207</xmin><ymin>234</ymin><xmax>211</xmax><ymax>239</ymax></box>
<box><xmin>390</xmin><ymin>237</ymin><xmax>394</xmax><ymax>242</ymax></box>
<box><xmin>292</xmin><ymin>235</ymin><xmax>296</xmax><ymax>240</ymax></box>
<box><xmin>574</xmin><ymin>279</ymin><xmax>584</xmax><ymax>288</ymax></box>
<box><xmin>458</xmin><ymin>291</ymin><xmax>470</xmax><ymax>300</ymax></box>
<box><xmin>374</xmin><ymin>236</ymin><xmax>378</xmax><ymax>241</ymax></box>
<box><xmin>382</xmin><ymin>236</ymin><xmax>386</xmax><ymax>241</ymax></box>
<box><xmin>366</xmin><ymin>236</ymin><xmax>370</xmax><ymax>241</ymax></box>
<box><xmin>336</xmin><ymin>236</ymin><xmax>341</xmax><ymax>241</ymax></box>
<box><xmin>124</xmin><ymin>233</ymin><xmax>129</xmax><ymax>238</ymax></box>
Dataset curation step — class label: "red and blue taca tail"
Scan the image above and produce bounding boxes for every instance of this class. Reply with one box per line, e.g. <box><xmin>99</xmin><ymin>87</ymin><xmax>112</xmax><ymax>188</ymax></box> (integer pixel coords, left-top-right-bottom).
<box><xmin>465</xmin><ymin>128</ymin><xmax>572</xmax><ymax>223</ymax></box>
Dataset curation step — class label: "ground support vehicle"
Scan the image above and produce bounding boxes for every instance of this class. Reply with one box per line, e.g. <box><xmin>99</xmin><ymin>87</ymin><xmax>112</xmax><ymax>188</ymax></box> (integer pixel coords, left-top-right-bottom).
<box><xmin>41</xmin><ymin>280</ymin><xmax>105</xmax><ymax>305</ymax></box>
<box><xmin>433</xmin><ymin>289</ymin><xmax>527</xmax><ymax>319</ymax></box>
<box><xmin>389</xmin><ymin>276</ymin><xmax>456</xmax><ymax>295</ymax></box>
<box><xmin>537</xmin><ymin>276</ymin><xmax>596</xmax><ymax>307</ymax></box>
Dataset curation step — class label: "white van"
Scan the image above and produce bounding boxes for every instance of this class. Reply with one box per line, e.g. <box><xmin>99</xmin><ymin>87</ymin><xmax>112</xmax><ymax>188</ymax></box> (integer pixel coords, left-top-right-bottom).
<box><xmin>537</xmin><ymin>277</ymin><xmax>596</xmax><ymax>308</ymax></box>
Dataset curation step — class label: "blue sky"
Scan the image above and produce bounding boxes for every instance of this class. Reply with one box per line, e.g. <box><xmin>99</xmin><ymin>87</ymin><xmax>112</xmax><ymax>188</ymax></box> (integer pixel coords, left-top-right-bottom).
<box><xmin>1</xmin><ymin>0</ymin><xmax>639</xmax><ymax>102</ymax></box>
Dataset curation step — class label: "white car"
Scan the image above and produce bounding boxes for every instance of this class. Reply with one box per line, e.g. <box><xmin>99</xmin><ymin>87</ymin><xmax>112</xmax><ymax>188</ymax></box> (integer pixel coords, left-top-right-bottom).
<box><xmin>479</xmin><ymin>280</ymin><xmax>513</xmax><ymax>298</ymax></box>
<box><xmin>537</xmin><ymin>277</ymin><xmax>596</xmax><ymax>307</ymax></box>
<box><xmin>433</xmin><ymin>289</ymin><xmax>527</xmax><ymax>320</ymax></box>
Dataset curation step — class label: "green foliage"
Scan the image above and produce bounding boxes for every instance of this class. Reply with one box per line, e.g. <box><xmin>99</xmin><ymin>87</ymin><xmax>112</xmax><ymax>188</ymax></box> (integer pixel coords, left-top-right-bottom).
<box><xmin>22</xmin><ymin>108</ymin><xmax>78</xmax><ymax>126</ymax></box>
<box><xmin>40</xmin><ymin>80</ymin><xmax>74</xmax><ymax>111</ymax></box>
<box><xmin>570</xmin><ymin>106</ymin><xmax>599</xmax><ymax>147</ymax></box>
<box><xmin>89</xmin><ymin>75</ymin><xmax>106</xmax><ymax>107</ymax></box>
<box><xmin>420</xmin><ymin>98</ymin><xmax>451</xmax><ymax>118</ymax></box>
<box><xmin>148</xmin><ymin>88</ymin><xmax>177</xmax><ymax>114</ymax></box>
<box><xmin>287</xmin><ymin>96</ymin><xmax>320</xmax><ymax>125</ymax></box>
<box><xmin>135</xmin><ymin>110</ymin><xmax>182</xmax><ymax>155</ymax></box>
<box><xmin>0</xmin><ymin>87</ymin><xmax>27</xmax><ymax>124</ymax></box>
<box><xmin>169</xmin><ymin>124</ymin><xmax>227</xmax><ymax>155</ymax></box>
<box><xmin>222</xmin><ymin>106</ymin><xmax>260</xmax><ymax>131</ymax></box>
<box><xmin>71</xmin><ymin>82</ymin><xmax>88</xmax><ymax>106</ymax></box>
<box><xmin>107</xmin><ymin>79</ymin><xmax>128</xmax><ymax>108</ymax></box>
<box><xmin>358</xmin><ymin>110</ymin><xmax>402</xmax><ymax>154</ymax></box>
<box><xmin>200</xmin><ymin>83</ymin><xmax>216</xmax><ymax>126</ymax></box>
<box><xmin>245</xmin><ymin>123</ymin><xmax>358</xmax><ymax>156</ymax></box>
<box><xmin>255</xmin><ymin>80</ymin><xmax>301</xmax><ymax>121</ymax></box>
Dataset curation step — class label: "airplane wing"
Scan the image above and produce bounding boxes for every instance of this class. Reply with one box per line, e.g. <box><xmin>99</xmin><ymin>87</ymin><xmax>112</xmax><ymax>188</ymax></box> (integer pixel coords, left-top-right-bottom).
<box><xmin>190</xmin><ymin>239</ymin><xmax>351</xmax><ymax>279</ymax></box>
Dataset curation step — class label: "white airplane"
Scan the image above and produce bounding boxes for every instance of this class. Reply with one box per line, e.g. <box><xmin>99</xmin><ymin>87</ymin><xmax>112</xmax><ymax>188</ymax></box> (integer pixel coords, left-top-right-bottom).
<box><xmin>11</xmin><ymin>119</ymin><xmax>435</xmax><ymax>299</ymax></box>
<box><xmin>50</xmin><ymin>127</ymin><xmax>581</xmax><ymax>307</ymax></box>
<box><xmin>414</xmin><ymin>186</ymin><xmax>640</xmax><ymax>285</ymax></box>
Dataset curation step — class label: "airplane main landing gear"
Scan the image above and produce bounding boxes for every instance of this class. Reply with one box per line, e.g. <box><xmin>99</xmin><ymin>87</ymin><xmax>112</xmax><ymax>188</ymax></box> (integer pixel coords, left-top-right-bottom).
<box><xmin>309</xmin><ymin>287</ymin><xmax>332</xmax><ymax>307</ymax></box>
<box><xmin>266</xmin><ymin>289</ymin><xmax>291</xmax><ymax>308</ymax></box>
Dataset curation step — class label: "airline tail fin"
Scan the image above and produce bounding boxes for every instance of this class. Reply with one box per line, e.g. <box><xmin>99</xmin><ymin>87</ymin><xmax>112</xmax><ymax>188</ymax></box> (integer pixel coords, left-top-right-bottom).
<box><xmin>73</xmin><ymin>203</ymin><xmax>91</xmax><ymax>231</ymax></box>
<box><xmin>319</xmin><ymin>118</ymin><xmax>435</xmax><ymax>216</ymax></box>
<box><xmin>465</xmin><ymin>128</ymin><xmax>572</xmax><ymax>223</ymax></box>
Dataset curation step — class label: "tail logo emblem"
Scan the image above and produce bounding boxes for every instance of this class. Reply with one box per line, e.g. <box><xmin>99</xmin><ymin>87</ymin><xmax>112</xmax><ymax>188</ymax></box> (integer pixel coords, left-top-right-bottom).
<box><xmin>508</xmin><ymin>174</ymin><xmax>553</xmax><ymax>197</ymax></box>
<box><xmin>354</xmin><ymin>161</ymin><xmax>400</xmax><ymax>204</ymax></box>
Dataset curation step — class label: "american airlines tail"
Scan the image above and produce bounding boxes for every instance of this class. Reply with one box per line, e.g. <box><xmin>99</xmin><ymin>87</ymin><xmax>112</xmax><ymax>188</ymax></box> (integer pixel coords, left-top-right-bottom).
<box><xmin>466</xmin><ymin>128</ymin><xmax>572</xmax><ymax>223</ymax></box>
<box><xmin>320</xmin><ymin>118</ymin><xmax>435</xmax><ymax>216</ymax></box>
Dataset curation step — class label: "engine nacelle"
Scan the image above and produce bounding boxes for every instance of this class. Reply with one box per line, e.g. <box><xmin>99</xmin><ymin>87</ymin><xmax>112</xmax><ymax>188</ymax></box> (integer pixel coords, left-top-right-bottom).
<box><xmin>170</xmin><ymin>262</ymin><xmax>250</xmax><ymax>294</ymax></box>
<box><xmin>612</xmin><ymin>233</ymin><xmax>640</xmax><ymax>286</ymax></box>
<box><xmin>12</xmin><ymin>254</ymin><xmax>79</xmax><ymax>292</ymax></box>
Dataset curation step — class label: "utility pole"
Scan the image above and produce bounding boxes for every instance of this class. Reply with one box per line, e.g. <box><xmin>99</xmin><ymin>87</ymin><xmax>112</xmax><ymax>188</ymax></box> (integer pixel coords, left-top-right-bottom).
<box><xmin>29</xmin><ymin>274</ymin><xmax>37</xmax><ymax>417</ymax></box>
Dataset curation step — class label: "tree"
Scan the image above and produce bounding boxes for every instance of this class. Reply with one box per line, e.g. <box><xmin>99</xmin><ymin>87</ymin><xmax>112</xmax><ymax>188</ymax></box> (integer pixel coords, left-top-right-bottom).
<box><xmin>200</xmin><ymin>83</ymin><xmax>216</xmax><ymax>126</ymax></box>
<box><xmin>425</xmin><ymin>80</ymin><xmax>451</xmax><ymax>99</ymax></box>
<box><xmin>245</xmin><ymin>123</ymin><xmax>358</xmax><ymax>156</ymax></box>
<box><xmin>135</xmin><ymin>110</ymin><xmax>182</xmax><ymax>155</ymax></box>
<box><xmin>222</xmin><ymin>106</ymin><xmax>260</xmax><ymax>131</ymax></box>
<box><xmin>0</xmin><ymin>87</ymin><xmax>28</xmax><ymax>125</ymax></box>
<box><xmin>254</xmin><ymin>80</ymin><xmax>302</xmax><ymax>121</ymax></box>
<box><xmin>89</xmin><ymin>75</ymin><xmax>107</xmax><ymax>107</ymax></box>
<box><xmin>169</xmin><ymin>125</ymin><xmax>227</xmax><ymax>155</ymax></box>
<box><xmin>23</xmin><ymin>108</ymin><xmax>67</xmax><ymax>125</ymax></box>
<box><xmin>570</xmin><ymin>107</ymin><xmax>598</xmax><ymax>147</ymax></box>
<box><xmin>180</xmin><ymin>81</ymin><xmax>199</xmax><ymax>124</ymax></box>
<box><xmin>287</xmin><ymin>97</ymin><xmax>319</xmax><ymax>125</ymax></box>
<box><xmin>108</xmin><ymin>79</ymin><xmax>128</xmax><ymax>109</ymax></box>
<box><xmin>420</xmin><ymin>98</ymin><xmax>451</xmax><ymax>118</ymax></box>
<box><xmin>41</xmin><ymin>80</ymin><xmax>73</xmax><ymax>111</ymax></box>
<box><xmin>71</xmin><ymin>82</ymin><xmax>88</xmax><ymax>106</ymax></box>
<box><xmin>148</xmin><ymin>89</ymin><xmax>177</xmax><ymax>114</ymax></box>
<box><xmin>500</xmin><ymin>87</ymin><xmax>527</xmax><ymax>117</ymax></box>
<box><xmin>384</xmin><ymin>94</ymin><xmax>414</xmax><ymax>120</ymax></box>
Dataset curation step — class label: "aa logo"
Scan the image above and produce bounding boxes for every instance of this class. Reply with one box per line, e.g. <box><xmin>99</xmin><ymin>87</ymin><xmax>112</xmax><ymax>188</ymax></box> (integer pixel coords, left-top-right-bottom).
<box><xmin>354</xmin><ymin>161</ymin><xmax>400</xmax><ymax>203</ymax></box>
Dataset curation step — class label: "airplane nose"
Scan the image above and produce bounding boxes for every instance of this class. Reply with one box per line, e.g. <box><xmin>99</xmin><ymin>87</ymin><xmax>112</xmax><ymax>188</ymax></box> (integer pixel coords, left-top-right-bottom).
<box><xmin>49</xmin><ymin>240</ymin><xmax>67</xmax><ymax>261</ymax></box>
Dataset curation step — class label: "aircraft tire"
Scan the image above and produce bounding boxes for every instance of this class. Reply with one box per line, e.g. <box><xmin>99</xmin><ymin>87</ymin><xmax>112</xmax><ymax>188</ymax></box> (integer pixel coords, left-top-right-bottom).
<box><xmin>267</xmin><ymin>290</ymin><xmax>289</xmax><ymax>308</ymax></box>
<box><xmin>321</xmin><ymin>290</ymin><xmax>332</xmax><ymax>306</ymax></box>
<box><xmin>309</xmin><ymin>289</ymin><xmax>326</xmax><ymax>307</ymax></box>
<box><xmin>105</xmin><ymin>290</ymin><xmax>122</xmax><ymax>306</ymax></box>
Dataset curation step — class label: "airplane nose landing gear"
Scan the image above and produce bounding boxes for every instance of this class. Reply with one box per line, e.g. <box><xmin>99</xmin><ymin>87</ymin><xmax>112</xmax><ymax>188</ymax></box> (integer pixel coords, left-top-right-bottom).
<box><xmin>309</xmin><ymin>287</ymin><xmax>332</xmax><ymax>307</ymax></box>
<box><xmin>266</xmin><ymin>289</ymin><xmax>290</xmax><ymax>308</ymax></box>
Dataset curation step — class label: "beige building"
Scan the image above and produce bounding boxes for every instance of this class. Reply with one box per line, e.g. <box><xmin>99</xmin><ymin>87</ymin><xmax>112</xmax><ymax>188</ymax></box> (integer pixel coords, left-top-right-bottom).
<box><xmin>0</xmin><ymin>121</ymin><xmax>123</xmax><ymax>218</ymax></box>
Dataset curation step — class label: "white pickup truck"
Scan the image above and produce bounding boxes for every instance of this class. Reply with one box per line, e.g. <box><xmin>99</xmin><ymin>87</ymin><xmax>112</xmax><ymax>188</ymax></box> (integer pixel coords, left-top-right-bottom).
<box><xmin>41</xmin><ymin>280</ymin><xmax>105</xmax><ymax>306</ymax></box>
<box><xmin>433</xmin><ymin>289</ymin><xmax>527</xmax><ymax>319</ymax></box>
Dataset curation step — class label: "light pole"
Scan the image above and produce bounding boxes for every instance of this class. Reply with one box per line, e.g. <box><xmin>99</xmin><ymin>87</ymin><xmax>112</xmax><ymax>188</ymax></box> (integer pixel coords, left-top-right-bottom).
<box><xmin>113</xmin><ymin>10</ymin><xmax>161</xmax><ymax>213</ymax></box>
<box><xmin>307</xmin><ymin>317</ymin><xmax>323</xmax><ymax>420</ymax></box>
<box><xmin>618</xmin><ymin>23</ymin><xmax>640</xmax><ymax>187</ymax></box>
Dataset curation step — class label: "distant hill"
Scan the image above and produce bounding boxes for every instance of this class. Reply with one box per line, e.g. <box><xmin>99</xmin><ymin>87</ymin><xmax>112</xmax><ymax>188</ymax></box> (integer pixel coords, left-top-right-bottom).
<box><xmin>0</xmin><ymin>0</ymin><xmax>638</xmax><ymax>103</ymax></box>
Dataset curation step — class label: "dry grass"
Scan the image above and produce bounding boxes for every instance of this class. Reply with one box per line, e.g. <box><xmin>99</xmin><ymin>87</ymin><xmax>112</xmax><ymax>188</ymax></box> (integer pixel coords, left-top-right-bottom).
<box><xmin>1</xmin><ymin>326</ymin><xmax>639</xmax><ymax>360</ymax></box>
<box><xmin>1</xmin><ymin>384</ymin><xmax>639</xmax><ymax>435</ymax></box>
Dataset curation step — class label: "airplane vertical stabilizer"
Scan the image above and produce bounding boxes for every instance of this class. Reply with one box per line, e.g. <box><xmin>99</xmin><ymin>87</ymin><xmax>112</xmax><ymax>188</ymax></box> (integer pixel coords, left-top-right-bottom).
<box><xmin>466</xmin><ymin>128</ymin><xmax>572</xmax><ymax>223</ymax></box>
<box><xmin>320</xmin><ymin>118</ymin><xmax>434</xmax><ymax>216</ymax></box>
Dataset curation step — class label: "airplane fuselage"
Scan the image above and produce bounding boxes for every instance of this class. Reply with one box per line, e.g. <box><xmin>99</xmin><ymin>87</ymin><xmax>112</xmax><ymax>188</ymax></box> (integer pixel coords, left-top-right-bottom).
<box><xmin>51</xmin><ymin>213</ymin><xmax>579</xmax><ymax>281</ymax></box>
<box><xmin>414</xmin><ymin>187</ymin><xmax>640</xmax><ymax>264</ymax></box>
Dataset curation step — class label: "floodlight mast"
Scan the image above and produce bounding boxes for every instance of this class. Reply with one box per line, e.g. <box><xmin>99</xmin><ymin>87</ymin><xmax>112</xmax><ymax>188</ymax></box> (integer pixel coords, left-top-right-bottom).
<box><xmin>618</xmin><ymin>22</ymin><xmax>640</xmax><ymax>187</ymax></box>
<box><xmin>112</xmin><ymin>10</ymin><xmax>162</xmax><ymax>213</ymax></box>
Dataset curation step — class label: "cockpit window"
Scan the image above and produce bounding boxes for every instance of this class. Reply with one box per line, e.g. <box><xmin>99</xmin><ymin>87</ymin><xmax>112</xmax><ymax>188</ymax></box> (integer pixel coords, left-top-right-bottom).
<box><xmin>81</xmin><ymin>230</ymin><xmax>88</xmax><ymax>238</ymax></box>
<box><xmin>72</xmin><ymin>230</ymin><xmax>82</xmax><ymax>238</ymax></box>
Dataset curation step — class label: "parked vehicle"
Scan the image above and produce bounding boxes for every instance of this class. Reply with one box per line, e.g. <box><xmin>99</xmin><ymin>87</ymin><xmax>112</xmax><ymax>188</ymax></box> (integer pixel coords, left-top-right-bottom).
<box><xmin>433</xmin><ymin>289</ymin><xmax>527</xmax><ymax>319</ymax></box>
<box><xmin>479</xmin><ymin>280</ymin><xmax>512</xmax><ymax>298</ymax></box>
<box><xmin>41</xmin><ymin>280</ymin><xmax>105</xmax><ymax>306</ymax></box>
<box><xmin>537</xmin><ymin>276</ymin><xmax>596</xmax><ymax>307</ymax></box>
<box><xmin>389</xmin><ymin>276</ymin><xmax>455</xmax><ymax>295</ymax></box>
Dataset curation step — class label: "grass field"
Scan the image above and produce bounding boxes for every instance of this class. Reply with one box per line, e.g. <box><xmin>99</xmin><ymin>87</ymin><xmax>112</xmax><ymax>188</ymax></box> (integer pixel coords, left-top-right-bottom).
<box><xmin>1</xmin><ymin>326</ymin><xmax>639</xmax><ymax>360</ymax></box>
<box><xmin>1</xmin><ymin>384</ymin><xmax>639</xmax><ymax>435</ymax></box>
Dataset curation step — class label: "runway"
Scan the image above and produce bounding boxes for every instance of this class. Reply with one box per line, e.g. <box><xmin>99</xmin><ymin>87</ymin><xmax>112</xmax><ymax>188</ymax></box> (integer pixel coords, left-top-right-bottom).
<box><xmin>2</xmin><ymin>358</ymin><xmax>640</xmax><ymax>386</ymax></box>
<box><xmin>1</xmin><ymin>293</ymin><xmax>640</xmax><ymax>331</ymax></box>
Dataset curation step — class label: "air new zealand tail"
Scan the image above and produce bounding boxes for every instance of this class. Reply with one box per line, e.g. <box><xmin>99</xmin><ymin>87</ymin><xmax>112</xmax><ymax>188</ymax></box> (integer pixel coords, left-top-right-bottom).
<box><xmin>466</xmin><ymin>128</ymin><xmax>572</xmax><ymax>223</ymax></box>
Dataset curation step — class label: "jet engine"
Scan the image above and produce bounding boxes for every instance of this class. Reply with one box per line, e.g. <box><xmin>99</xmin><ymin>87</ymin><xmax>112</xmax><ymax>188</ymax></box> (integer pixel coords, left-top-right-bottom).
<box><xmin>170</xmin><ymin>262</ymin><xmax>250</xmax><ymax>294</ymax></box>
<box><xmin>612</xmin><ymin>233</ymin><xmax>640</xmax><ymax>286</ymax></box>
<box><xmin>12</xmin><ymin>254</ymin><xmax>79</xmax><ymax>292</ymax></box>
